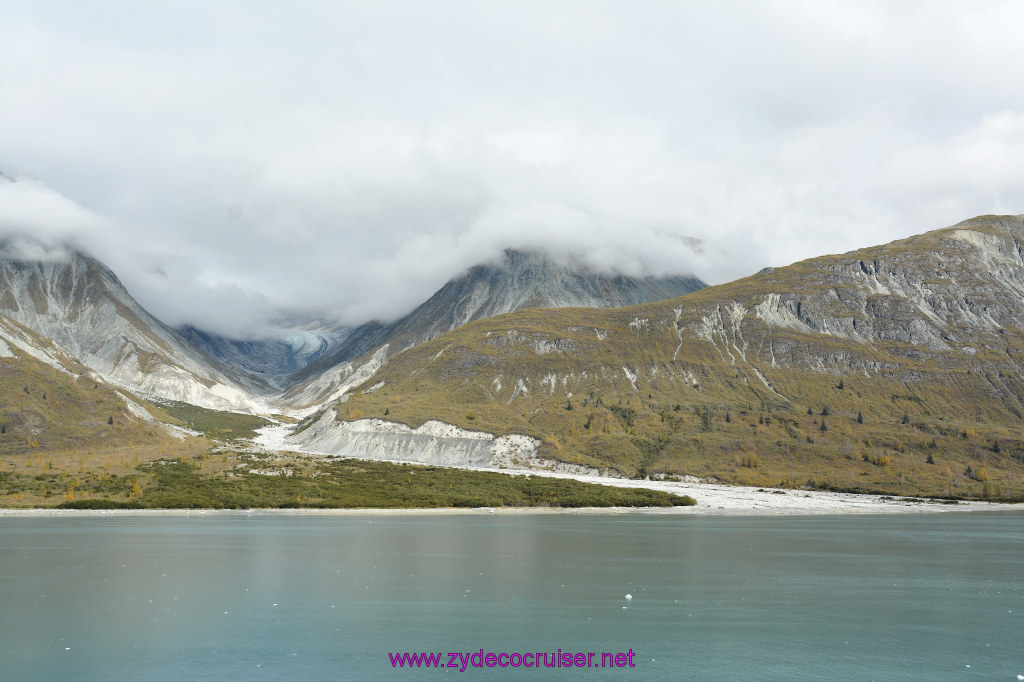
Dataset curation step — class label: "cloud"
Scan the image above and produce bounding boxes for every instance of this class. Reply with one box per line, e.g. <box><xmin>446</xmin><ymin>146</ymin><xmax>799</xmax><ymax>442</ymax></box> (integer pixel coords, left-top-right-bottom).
<box><xmin>1</xmin><ymin>1</ymin><xmax>1023</xmax><ymax>337</ymax></box>
<box><xmin>0</xmin><ymin>178</ymin><xmax>104</xmax><ymax>250</ymax></box>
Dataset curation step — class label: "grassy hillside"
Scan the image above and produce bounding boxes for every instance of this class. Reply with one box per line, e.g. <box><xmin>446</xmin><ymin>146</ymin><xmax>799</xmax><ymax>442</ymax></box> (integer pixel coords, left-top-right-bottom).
<box><xmin>0</xmin><ymin>340</ymin><xmax>209</xmax><ymax>505</ymax></box>
<box><xmin>329</xmin><ymin>218</ymin><xmax>1024</xmax><ymax>500</ymax></box>
<box><xmin>0</xmin><ymin>331</ymin><xmax>694</xmax><ymax>509</ymax></box>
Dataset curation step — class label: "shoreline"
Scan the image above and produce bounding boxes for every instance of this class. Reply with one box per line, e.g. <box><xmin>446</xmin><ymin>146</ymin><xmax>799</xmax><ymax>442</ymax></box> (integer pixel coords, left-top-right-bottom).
<box><xmin>246</xmin><ymin>428</ymin><xmax>1024</xmax><ymax>516</ymax></box>
<box><xmin>2</xmin><ymin>498</ymin><xmax>1021</xmax><ymax>518</ymax></box>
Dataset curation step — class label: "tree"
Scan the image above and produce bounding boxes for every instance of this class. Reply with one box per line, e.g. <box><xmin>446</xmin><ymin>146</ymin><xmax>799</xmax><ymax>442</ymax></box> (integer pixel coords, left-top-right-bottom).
<box><xmin>820</xmin><ymin>419</ymin><xmax>828</xmax><ymax>432</ymax></box>
<box><xmin>565</xmin><ymin>399</ymin><xmax>573</xmax><ymax>411</ymax></box>
<box><xmin>926</xmin><ymin>453</ymin><xmax>935</xmax><ymax>465</ymax></box>
<box><xmin>902</xmin><ymin>414</ymin><xmax>910</xmax><ymax>425</ymax></box>
<box><xmin>807</xmin><ymin>406</ymin><xmax>813</xmax><ymax>416</ymax></box>
<box><xmin>992</xmin><ymin>440</ymin><xmax>1001</xmax><ymax>454</ymax></box>
<box><xmin>857</xmin><ymin>412</ymin><xmax>864</xmax><ymax>424</ymax></box>
<box><xmin>837</xmin><ymin>379</ymin><xmax>844</xmax><ymax>390</ymax></box>
<box><xmin>384</xmin><ymin>407</ymin><xmax>389</xmax><ymax>416</ymax></box>
<box><xmin>107</xmin><ymin>416</ymin><xmax>113</xmax><ymax>425</ymax></box>
<box><xmin>821</xmin><ymin>406</ymin><xmax>831</xmax><ymax>416</ymax></box>
<box><xmin>725</xmin><ymin>412</ymin><xmax>731</xmax><ymax>423</ymax></box>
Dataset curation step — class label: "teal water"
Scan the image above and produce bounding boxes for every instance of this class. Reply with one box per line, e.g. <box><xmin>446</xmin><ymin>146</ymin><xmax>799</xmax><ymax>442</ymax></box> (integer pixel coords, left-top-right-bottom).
<box><xmin>1</xmin><ymin>512</ymin><xmax>1022</xmax><ymax>680</ymax></box>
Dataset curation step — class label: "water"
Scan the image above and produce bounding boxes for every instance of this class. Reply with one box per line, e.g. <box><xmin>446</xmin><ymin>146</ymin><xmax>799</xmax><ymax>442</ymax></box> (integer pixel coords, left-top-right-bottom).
<box><xmin>1</xmin><ymin>512</ymin><xmax>1022</xmax><ymax>680</ymax></box>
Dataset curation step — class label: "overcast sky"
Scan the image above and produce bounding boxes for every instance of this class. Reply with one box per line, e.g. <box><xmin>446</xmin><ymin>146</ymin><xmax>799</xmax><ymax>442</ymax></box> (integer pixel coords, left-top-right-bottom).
<box><xmin>2</xmin><ymin>1</ymin><xmax>1023</xmax><ymax>337</ymax></box>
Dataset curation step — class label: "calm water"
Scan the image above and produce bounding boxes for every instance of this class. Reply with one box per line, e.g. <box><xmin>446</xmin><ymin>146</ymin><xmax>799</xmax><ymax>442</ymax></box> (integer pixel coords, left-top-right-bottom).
<box><xmin>1</xmin><ymin>512</ymin><xmax>1022</xmax><ymax>681</ymax></box>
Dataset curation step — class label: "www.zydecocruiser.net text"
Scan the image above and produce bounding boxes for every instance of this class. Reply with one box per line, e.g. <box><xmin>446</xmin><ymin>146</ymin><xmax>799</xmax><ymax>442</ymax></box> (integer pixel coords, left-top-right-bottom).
<box><xmin>389</xmin><ymin>648</ymin><xmax>637</xmax><ymax>671</ymax></box>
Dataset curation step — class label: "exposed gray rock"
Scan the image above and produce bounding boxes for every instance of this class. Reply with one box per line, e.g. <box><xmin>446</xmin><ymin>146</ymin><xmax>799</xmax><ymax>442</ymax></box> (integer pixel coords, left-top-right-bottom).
<box><xmin>0</xmin><ymin>245</ymin><xmax>264</xmax><ymax>411</ymax></box>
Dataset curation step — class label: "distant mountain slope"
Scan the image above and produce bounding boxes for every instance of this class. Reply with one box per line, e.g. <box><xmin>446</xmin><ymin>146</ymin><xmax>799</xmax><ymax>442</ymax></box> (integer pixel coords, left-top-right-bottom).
<box><xmin>382</xmin><ymin>249</ymin><xmax>705</xmax><ymax>351</ymax></box>
<box><xmin>0</xmin><ymin>246</ymin><xmax>264</xmax><ymax>411</ymax></box>
<box><xmin>0</xmin><ymin>327</ymin><xmax>179</xmax><ymax>458</ymax></box>
<box><xmin>298</xmin><ymin>215</ymin><xmax>1024</xmax><ymax>499</ymax></box>
<box><xmin>177</xmin><ymin>321</ymin><xmax>352</xmax><ymax>390</ymax></box>
<box><xmin>279</xmin><ymin>249</ymin><xmax>705</xmax><ymax>407</ymax></box>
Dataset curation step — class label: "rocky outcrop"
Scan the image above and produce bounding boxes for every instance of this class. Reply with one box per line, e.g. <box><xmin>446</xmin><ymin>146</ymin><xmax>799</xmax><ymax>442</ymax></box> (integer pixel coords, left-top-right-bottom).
<box><xmin>686</xmin><ymin>215</ymin><xmax>1024</xmax><ymax>378</ymax></box>
<box><xmin>280</xmin><ymin>409</ymin><xmax>543</xmax><ymax>468</ymax></box>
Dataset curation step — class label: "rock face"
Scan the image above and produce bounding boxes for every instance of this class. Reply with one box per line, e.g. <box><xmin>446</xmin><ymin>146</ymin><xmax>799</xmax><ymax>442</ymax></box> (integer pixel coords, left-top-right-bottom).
<box><xmin>0</xmin><ymin>246</ymin><xmax>264</xmax><ymax>411</ymax></box>
<box><xmin>279</xmin><ymin>409</ymin><xmax>541</xmax><ymax>468</ymax></box>
<box><xmin>688</xmin><ymin>215</ymin><xmax>1024</xmax><ymax>379</ymax></box>
<box><xmin>283</xmin><ymin>249</ymin><xmax>706</xmax><ymax>405</ymax></box>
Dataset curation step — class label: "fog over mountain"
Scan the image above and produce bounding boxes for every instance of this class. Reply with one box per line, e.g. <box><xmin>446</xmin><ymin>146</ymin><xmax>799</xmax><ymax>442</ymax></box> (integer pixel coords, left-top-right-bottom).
<box><xmin>3</xmin><ymin>3</ymin><xmax>1024</xmax><ymax>337</ymax></box>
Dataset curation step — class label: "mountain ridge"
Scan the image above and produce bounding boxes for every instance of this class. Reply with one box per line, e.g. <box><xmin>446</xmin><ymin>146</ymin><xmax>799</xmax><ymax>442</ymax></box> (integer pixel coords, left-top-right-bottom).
<box><xmin>278</xmin><ymin>249</ymin><xmax>705</xmax><ymax>407</ymax></box>
<box><xmin>296</xmin><ymin>215</ymin><xmax>1024</xmax><ymax>499</ymax></box>
<box><xmin>0</xmin><ymin>245</ymin><xmax>266</xmax><ymax>412</ymax></box>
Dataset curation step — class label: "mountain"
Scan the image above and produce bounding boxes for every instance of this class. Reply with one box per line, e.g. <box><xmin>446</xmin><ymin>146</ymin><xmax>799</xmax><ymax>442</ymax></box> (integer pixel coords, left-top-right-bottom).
<box><xmin>0</xmin><ymin>245</ymin><xmax>265</xmax><ymax>411</ymax></box>
<box><xmin>0</xmin><ymin>331</ymin><xmax>185</xmax><ymax>489</ymax></box>
<box><xmin>177</xmin><ymin>319</ymin><xmax>352</xmax><ymax>390</ymax></box>
<box><xmin>279</xmin><ymin>249</ymin><xmax>705</xmax><ymax>407</ymax></box>
<box><xmin>288</xmin><ymin>215</ymin><xmax>1024</xmax><ymax>500</ymax></box>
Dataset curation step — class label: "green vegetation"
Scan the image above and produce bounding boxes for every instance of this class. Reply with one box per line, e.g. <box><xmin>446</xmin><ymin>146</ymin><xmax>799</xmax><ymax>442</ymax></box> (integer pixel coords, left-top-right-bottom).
<box><xmin>1</xmin><ymin>452</ymin><xmax>696</xmax><ymax>509</ymax></box>
<box><xmin>0</xmin><ymin>350</ymin><xmax>177</xmax><ymax>461</ymax></box>
<box><xmin>157</xmin><ymin>401</ymin><xmax>270</xmax><ymax>440</ymax></box>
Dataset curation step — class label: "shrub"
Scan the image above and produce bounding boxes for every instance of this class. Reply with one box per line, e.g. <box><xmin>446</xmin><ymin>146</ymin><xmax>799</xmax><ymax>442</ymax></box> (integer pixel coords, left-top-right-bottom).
<box><xmin>740</xmin><ymin>453</ymin><xmax>761</xmax><ymax>468</ymax></box>
<box><xmin>863</xmin><ymin>452</ymin><xmax>891</xmax><ymax>467</ymax></box>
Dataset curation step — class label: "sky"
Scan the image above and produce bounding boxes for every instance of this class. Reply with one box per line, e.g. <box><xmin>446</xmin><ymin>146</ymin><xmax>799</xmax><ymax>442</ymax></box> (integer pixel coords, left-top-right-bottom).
<box><xmin>2</xmin><ymin>1</ymin><xmax>1024</xmax><ymax>338</ymax></box>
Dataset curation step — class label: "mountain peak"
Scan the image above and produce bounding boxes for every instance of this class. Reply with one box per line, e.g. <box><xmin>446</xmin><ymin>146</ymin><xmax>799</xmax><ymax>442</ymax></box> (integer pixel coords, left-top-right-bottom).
<box><xmin>278</xmin><ymin>248</ymin><xmax>706</xmax><ymax>406</ymax></box>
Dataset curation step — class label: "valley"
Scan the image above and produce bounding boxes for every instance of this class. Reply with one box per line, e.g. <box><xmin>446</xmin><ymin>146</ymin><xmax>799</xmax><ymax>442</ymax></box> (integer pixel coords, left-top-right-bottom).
<box><xmin>3</xmin><ymin>216</ymin><xmax>1024</xmax><ymax>507</ymax></box>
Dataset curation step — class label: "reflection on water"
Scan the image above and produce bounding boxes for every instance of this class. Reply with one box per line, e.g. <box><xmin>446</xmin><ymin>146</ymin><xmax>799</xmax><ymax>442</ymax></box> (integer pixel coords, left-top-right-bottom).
<box><xmin>1</xmin><ymin>513</ymin><xmax>1022</xmax><ymax>680</ymax></box>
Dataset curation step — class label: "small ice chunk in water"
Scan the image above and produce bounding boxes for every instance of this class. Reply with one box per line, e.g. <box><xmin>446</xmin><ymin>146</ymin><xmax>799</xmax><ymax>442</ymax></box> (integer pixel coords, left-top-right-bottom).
<box><xmin>625</xmin><ymin>594</ymin><xmax>632</xmax><ymax>601</ymax></box>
